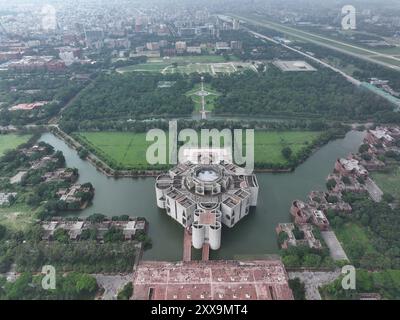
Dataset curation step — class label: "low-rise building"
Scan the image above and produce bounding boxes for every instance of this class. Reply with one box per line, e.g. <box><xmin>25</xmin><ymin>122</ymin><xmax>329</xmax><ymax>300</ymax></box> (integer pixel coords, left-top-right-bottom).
<box><xmin>335</xmin><ymin>158</ymin><xmax>368</xmax><ymax>178</ymax></box>
<box><xmin>366</xmin><ymin>126</ymin><xmax>399</xmax><ymax>147</ymax></box>
<box><xmin>42</xmin><ymin>168</ymin><xmax>78</xmax><ymax>183</ymax></box>
<box><xmin>311</xmin><ymin>209</ymin><xmax>330</xmax><ymax>231</ymax></box>
<box><xmin>146</xmin><ymin>42</ymin><xmax>160</xmax><ymax>51</ymax></box>
<box><xmin>56</xmin><ymin>183</ymin><xmax>94</xmax><ymax>209</ymax></box>
<box><xmin>215</xmin><ymin>42</ymin><xmax>231</xmax><ymax>52</ymax></box>
<box><xmin>40</xmin><ymin>217</ymin><xmax>147</xmax><ymax>241</ymax></box>
<box><xmin>9</xmin><ymin>101</ymin><xmax>49</xmax><ymax>111</ymax></box>
<box><xmin>175</xmin><ymin>41</ymin><xmax>187</xmax><ymax>54</ymax></box>
<box><xmin>186</xmin><ymin>46</ymin><xmax>202</xmax><ymax>54</ymax></box>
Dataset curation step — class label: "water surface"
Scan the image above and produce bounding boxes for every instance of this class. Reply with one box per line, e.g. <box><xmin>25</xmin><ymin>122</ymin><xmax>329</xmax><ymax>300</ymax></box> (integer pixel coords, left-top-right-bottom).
<box><xmin>40</xmin><ymin>131</ymin><xmax>364</xmax><ymax>260</ymax></box>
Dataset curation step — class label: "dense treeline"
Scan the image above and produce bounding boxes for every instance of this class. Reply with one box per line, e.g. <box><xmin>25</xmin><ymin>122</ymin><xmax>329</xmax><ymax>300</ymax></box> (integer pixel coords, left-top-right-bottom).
<box><xmin>60</xmin><ymin>108</ymin><xmax>345</xmax><ymax>133</ymax></box>
<box><xmin>0</xmin><ymin>272</ymin><xmax>98</xmax><ymax>300</ymax></box>
<box><xmin>210</xmin><ymin>67</ymin><xmax>394</xmax><ymax>120</ymax></box>
<box><xmin>13</xmin><ymin>241</ymin><xmax>136</xmax><ymax>273</ymax></box>
<box><xmin>321</xmin><ymin>269</ymin><xmax>400</xmax><ymax>300</ymax></box>
<box><xmin>329</xmin><ymin>192</ymin><xmax>400</xmax><ymax>270</ymax></box>
<box><xmin>0</xmin><ymin>70</ymin><xmax>85</xmax><ymax>126</ymax></box>
<box><xmin>61</xmin><ymin>73</ymin><xmax>194</xmax><ymax>123</ymax></box>
<box><xmin>0</xmin><ymin>223</ymin><xmax>138</xmax><ymax>274</ymax></box>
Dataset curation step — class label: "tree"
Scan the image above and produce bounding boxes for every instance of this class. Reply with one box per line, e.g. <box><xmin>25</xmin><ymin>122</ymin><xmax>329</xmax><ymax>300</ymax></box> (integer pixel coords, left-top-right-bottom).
<box><xmin>282</xmin><ymin>254</ymin><xmax>301</xmax><ymax>268</ymax></box>
<box><xmin>103</xmin><ymin>226</ymin><xmax>124</xmax><ymax>243</ymax></box>
<box><xmin>382</xmin><ymin>193</ymin><xmax>395</xmax><ymax>203</ymax></box>
<box><xmin>0</xmin><ymin>225</ymin><xmax>6</xmax><ymax>240</ymax></box>
<box><xmin>326</xmin><ymin>179</ymin><xmax>337</xmax><ymax>191</ymax></box>
<box><xmin>5</xmin><ymin>273</ymin><xmax>35</xmax><ymax>300</ymax></box>
<box><xmin>289</xmin><ymin>278</ymin><xmax>306</xmax><ymax>300</ymax></box>
<box><xmin>303</xmin><ymin>254</ymin><xmax>322</xmax><ymax>268</ymax></box>
<box><xmin>327</xmin><ymin>195</ymin><xmax>338</xmax><ymax>203</ymax></box>
<box><xmin>277</xmin><ymin>232</ymin><xmax>289</xmax><ymax>245</ymax></box>
<box><xmin>87</xmin><ymin>214</ymin><xmax>106</xmax><ymax>223</ymax></box>
<box><xmin>53</xmin><ymin>228</ymin><xmax>69</xmax><ymax>243</ymax></box>
<box><xmin>281</xmin><ymin>147</ymin><xmax>292</xmax><ymax>160</ymax></box>
<box><xmin>342</xmin><ymin>176</ymin><xmax>351</xmax><ymax>185</ymax></box>
<box><xmin>359</xmin><ymin>144</ymin><xmax>369</xmax><ymax>154</ymax></box>
<box><xmin>78</xmin><ymin>148</ymin><xmax>89</xmax><ymax>160</ymax></box>
<box><xmin>117</xmin><ymin>282</ymin><xmax>133</xmax><ymax>300</ymax></box>
<box><xmin>80</xmin><ymin>228</ymin><xmax>98</xmax><ymax>241</ymax></box>
<box><xmin>75</xmin><ymin>273</ymin><xmax>98</xmax><ymax>296</ymax></box>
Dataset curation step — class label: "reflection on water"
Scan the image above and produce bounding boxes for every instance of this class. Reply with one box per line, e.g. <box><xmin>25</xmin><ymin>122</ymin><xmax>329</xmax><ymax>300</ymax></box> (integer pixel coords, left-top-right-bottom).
<box><xmin>40</xmin><ymin>131</ymin><xmax>365</xmax><ymax>261</ymax></box>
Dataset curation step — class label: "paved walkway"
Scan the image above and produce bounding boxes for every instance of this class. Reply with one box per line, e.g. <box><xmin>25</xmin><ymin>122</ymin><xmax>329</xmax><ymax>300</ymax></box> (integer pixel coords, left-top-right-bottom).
<box><xmin>289</xmin><ymin>270</ymin><xmax>341</xmax><ymax>300</ymax></box>
<box><xmin>202</xmin><ymin>243</ymin><xmax>210</xmax><ymax>261</ymax></box>
<box><xmin>93</xmin><ymin>274</ymin><xmax>132</xmax><ymax>300</ymax></box>
<box><xmin>365</xmin><ymin>178</ymin><xmax>383</xmax><ymax>202</ymax></box>
<box><xmin>183</xmin><ymin>229</ymin><xmax>192</xmax><ymax>262</ymax></box>
<box><xmin>321</xmin><ymin>231</ymin><xmax>349</xmax><ymax>261</ymax></box>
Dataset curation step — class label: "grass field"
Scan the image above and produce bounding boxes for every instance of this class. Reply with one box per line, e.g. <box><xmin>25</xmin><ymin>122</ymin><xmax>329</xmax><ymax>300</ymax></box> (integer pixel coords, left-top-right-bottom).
<box><xmin>116</xmin><ymin>55</ymin><xmax>256</xmax><ymax>75</ymax></box>
<box><xmin>76</xmin><ymin>131</ymin><xmax>322</xmax><ymax>169</ymax></box>
<box><xmin>185</xmin><ymin>84</ymin><xmax>221</xmax><ymax>112</ymax></box>
<box><xmin>0</xmin><ymin>203</ymin><xmax>36</xmax><ymax>231</ymax></box>
<box><xmin>252</xmin><ymin>131</ymin><xmax>321</xmax><ymax>165</ymax></box>
<box><xmin>0</xmin><ymin>134</ymin><xmax>32</xmax><ymax>157</ymax></box>
<box><xmin>372</xmin><ymin>167</ymin><xmax>400</xmax><ymax>199</ymax></box>
<box><xmin>334</xmin><ymin>222</ymin><xmax>377</xmax><ymax>263</ymax></box>
<box><xmin>76</xmin><ymin>132</ymin><xmax>158</xmax><ymax>169</ymax></box>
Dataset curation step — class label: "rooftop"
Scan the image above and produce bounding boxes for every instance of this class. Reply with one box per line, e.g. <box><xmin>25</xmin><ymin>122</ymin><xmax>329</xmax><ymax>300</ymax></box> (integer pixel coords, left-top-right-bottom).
<box><xmin>133</xmin><ymin>260</ymin><xmax>293</xmax><ymax>300</ymax></box>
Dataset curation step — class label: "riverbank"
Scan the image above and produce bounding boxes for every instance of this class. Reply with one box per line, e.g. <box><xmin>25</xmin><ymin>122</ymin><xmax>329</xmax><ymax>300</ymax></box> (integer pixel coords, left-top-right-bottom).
<box><xmin>38</xmin><ymin>130</ymin><xmax>365</xmax><ymax>261</ymax></box>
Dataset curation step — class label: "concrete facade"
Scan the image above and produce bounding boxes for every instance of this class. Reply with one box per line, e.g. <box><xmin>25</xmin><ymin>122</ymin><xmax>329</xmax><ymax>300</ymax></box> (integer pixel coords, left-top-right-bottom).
<box><xmin>155</xmin><ymin>157</ymin><xmax>259</xmax><ymax>251</ymax></box>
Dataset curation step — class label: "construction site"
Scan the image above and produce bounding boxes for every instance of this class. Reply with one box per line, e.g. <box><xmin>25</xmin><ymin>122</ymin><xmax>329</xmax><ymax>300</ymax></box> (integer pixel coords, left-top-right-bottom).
<box><xmin>132</xmin><ymin>259</ymin><xmax>294</xmax><ymax>300</ymax></box>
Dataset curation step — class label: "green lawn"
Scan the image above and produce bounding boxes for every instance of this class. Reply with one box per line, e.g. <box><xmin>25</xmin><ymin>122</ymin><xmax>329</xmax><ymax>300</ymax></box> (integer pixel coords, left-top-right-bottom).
<box><xmin>372</xmin><ymin>167</ymin><xmax>400</xmax><ymax>200</ymax></box>
<box><xmin>252</xmin><ymin>131</ymin><xmax>321</xmax><ymax>165</ymax></box>
<box><xmin>334</xmin><ymin>222</ymin><xmax>377</xmax><ymax>263</ymax></box>
<box><xmin>76</xmin><ymin>131</ymin><xmax>322</xmax><ymax>169</ymax></box>
<box><xmin>0</xmin><ymin>203</ymin><xmax>36</xmax><ymax>231</ymax></box>
<box><xmin>0</xmin><ymin>134</ymin><xmax>32</xmax><ymax>157</ymax></box>
<box><xmin>75</xmin><ymin>132</ymin><xmax>160</xmax><ymax>169</ymax></box>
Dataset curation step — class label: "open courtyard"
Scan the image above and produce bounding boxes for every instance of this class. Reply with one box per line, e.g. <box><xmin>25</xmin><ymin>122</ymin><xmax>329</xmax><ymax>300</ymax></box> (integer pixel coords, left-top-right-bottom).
<box><xmin>116</xmin><ymin>55</ymin><xmax>257</xmax><ymax>75</ymax></box>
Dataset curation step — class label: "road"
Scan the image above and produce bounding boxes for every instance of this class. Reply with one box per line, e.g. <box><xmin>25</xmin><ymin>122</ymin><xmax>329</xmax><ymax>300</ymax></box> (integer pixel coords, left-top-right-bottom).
<box><xmin>200</xmin><ymin>78</ymin><xmax>207</xmax><ymax>120</ymax></box>
<box><xmin>365</xmin><ymin>177</ymin><xmax>384</xmax><ymax>202</ymax></box>
<box><xmin>321</xmin><ymin>231</ymin><xmax>349</xmax><ymax>261</ymax></box>
<box><xmin>48</xmin><ymin>77</ymin><xmax>95</xmax><ymax>125</ymax></box>
<box><xmin>232</xmin><ymin>14</ymin><xmax>400</xmax><ymax>71</ymax></box>
<box><xmin>247</xmin><ymin>29</ymin><xmax>361</xmax><ymax>86</ymax></box>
